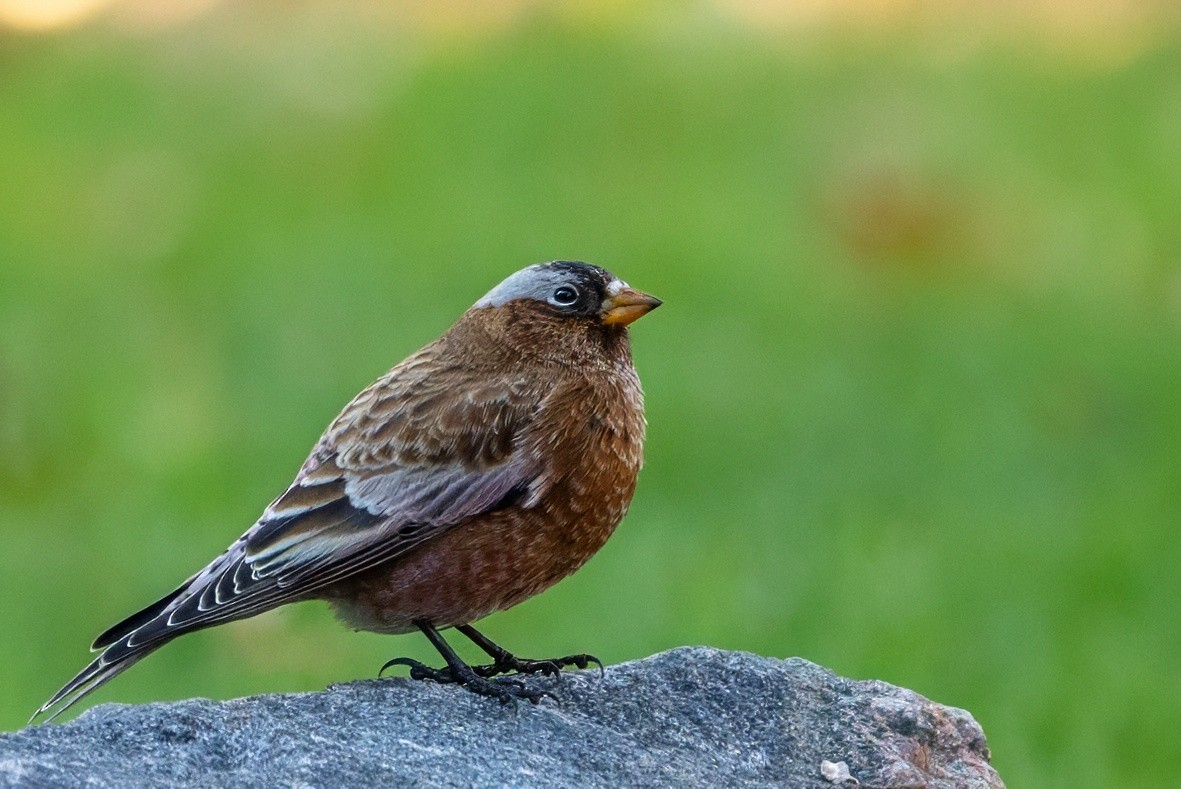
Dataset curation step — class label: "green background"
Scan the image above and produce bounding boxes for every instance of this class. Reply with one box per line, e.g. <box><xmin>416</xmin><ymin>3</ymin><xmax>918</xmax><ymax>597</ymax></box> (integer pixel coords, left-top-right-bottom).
<box><xmin>2</xmin><ymin>3</ymin><xmax>1179</xmax><ymax>786</ymax></box>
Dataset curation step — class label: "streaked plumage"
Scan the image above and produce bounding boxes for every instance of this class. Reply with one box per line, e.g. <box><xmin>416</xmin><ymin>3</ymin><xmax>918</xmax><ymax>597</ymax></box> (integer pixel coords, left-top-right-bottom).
<box><xmin>37</xmin><ymin>261</ymin><xmax>659</xmax><ymax>720</ymax></box>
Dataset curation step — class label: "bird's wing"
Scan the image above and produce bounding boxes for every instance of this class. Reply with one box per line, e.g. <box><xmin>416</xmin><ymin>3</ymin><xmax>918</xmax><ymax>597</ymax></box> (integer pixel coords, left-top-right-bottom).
<box><xmin>113</xmin><ymin>351</ymin><xmax>546</xmax><ymax>647</ymax></box>
<box><xmin>38</xmin><ymin>349</ymin><xmax>548</xmax><ymax>719</ymax></box>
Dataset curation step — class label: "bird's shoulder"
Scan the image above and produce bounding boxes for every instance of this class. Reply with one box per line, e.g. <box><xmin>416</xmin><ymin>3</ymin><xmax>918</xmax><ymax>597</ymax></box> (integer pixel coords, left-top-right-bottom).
<box><xmin>323</xmin><ymin>343</ymin><xmax>540</xmax><ymax>471</ymax></box>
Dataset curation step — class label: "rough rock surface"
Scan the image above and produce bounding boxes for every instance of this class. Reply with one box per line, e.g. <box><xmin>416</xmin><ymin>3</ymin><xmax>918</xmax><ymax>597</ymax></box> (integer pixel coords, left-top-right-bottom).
<box><xmin>0</xmin><ymin>647</ymin><xmax>1003</xmax><ymax>788</ymax></box>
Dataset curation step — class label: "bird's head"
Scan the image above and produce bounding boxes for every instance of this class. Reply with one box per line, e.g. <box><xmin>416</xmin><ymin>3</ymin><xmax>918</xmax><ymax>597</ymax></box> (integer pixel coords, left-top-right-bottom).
<box><xmin>461</xmin><ymin>261</ymin><xmax>661</xmax><ymax>365</ymax></box>
<box><xmin>474</xmin><ymin>261</ymin><xmax>661</xmax><ymax>326</ymax></box>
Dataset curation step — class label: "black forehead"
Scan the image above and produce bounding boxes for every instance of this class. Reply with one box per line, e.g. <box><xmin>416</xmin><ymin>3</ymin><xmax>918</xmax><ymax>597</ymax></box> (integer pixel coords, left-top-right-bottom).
<box><xmin>539</xmin><ymin>261</ymin><xmax>614</xmax><ymax>294</ymax></box>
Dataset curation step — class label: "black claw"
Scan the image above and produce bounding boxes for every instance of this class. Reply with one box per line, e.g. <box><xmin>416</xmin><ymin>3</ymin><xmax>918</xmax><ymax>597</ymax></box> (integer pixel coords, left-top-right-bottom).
<box><xmin>379</xmin><ymin>657</ymin><xmax>416</xmax><ymax>678</ymax></box>
<box><xmin>380</xmin><ymin>657</ymin><xmax>462</xmax><ymax>683</ymax></box>
<box><xmin>378</xmin><ymin>654</ymin><xmax>557</xmax><ymax>705</ymax></box>
<box><xmin>552</xmin><ymin>652</ymin><xmax>603</xmax><ymax>678</ymax></box>
<box><xmin>561</xmin><ymin>653</ymin><xmax>602</xmax><ymax>674</ymax></box>
<box><xmin>455</xmin><ymin>673</ymin><xmax>552</xmax><ymax>705</ymax></box>
<box><xmin>469</xmin><ymin>652</ymin><xmax>602</xmax><ymax>682</ymax></box>
<box><xmin>388</xmin><ymin>623</ymin><xmax>598</xmax><ymax>706</ymax></box>
<box><xmin>578</xmin><ymin>654</ymin><xmax>606</xmax><ymax>679</ymax></box>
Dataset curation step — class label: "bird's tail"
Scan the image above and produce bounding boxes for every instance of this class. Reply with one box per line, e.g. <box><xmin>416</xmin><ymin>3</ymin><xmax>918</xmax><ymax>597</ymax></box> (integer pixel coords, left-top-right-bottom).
<box><xmin>31</xmin><ymin>585</ymin><xmax>189</xmax><ymax>723</ymax></box>
<box><xmin>32</xmin><ymin>640</ymin><xmax>162</xmax><ymax>723</ymax></box>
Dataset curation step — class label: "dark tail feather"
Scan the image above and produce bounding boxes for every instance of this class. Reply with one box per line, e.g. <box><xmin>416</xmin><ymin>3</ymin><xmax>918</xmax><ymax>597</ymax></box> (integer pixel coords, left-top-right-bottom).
<box><xmin>33</xmin><ymin>585</ymin><xmax>192</xmax><ymax>723</ymax></box>
<box><xmin>32</xmin><ymin>636</ymin><xmax>167</xmax><ymax>724</ymax></box>
<box><xmin>91</xmin><ymin>586</ymin><xmax>186</xmax><ymax>650</ymax></box>
<box><xmin>36</xmin><ymin>541</ymin><xmax>275</xmax><ymax>723</ymax></box>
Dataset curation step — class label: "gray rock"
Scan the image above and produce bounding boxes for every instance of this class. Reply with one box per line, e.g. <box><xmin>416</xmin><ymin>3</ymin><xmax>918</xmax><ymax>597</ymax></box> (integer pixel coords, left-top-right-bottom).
<box><xmin>0</xmin><ymin>647</ymin><xmax>1003</xmax><ymax>788</ymax></box>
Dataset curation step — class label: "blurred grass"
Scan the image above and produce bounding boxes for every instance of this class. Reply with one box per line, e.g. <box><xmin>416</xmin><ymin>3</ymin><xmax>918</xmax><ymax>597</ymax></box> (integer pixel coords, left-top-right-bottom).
<box><xmin>2</xmin><ymin>4</ymin><xmax>1180</xmax><ymax>787</ymax></box>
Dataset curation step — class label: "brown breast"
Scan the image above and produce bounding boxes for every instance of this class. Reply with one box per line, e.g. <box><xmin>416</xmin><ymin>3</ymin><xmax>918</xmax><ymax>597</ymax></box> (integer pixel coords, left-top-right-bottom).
<box><xmin>324</xmin><ymin>363</ymin><xmax>646</xmax><ymax>634</ymax></box>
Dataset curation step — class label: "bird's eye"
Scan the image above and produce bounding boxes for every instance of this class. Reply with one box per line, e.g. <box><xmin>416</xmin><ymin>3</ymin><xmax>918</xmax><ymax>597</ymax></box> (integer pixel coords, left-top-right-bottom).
<box><xmin>550</xmin><ymin>285</ymin><xmax>580</xmax><ymax>307</ymax></box>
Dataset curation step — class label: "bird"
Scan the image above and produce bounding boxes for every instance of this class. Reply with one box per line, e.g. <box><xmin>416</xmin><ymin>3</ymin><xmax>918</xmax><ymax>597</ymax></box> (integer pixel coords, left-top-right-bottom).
<box><xmin>35</xmin><ymin>260</ymin><xmax>660</xmax><ymax>721</ymax></box>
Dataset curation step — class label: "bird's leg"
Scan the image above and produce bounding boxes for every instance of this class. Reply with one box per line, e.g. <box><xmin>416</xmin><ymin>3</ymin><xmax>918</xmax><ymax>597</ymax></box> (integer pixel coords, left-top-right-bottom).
<box><xmin>379</xmin><ymin>621</ymin><xmax>556</xmax><ymax>704</ymax></box>
<box><xmin>456</xmin><ymin>624</ymin><xmax>603</xmax><ymax>680</ymax></box>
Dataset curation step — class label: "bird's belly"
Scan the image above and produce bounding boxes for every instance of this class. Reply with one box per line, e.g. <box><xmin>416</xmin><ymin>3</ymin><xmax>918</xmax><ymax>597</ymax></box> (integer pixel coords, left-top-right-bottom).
<box><xmin>322</xmin><ymin>477</ymin><xmax>635</xmax><ymax>634</ymax></box>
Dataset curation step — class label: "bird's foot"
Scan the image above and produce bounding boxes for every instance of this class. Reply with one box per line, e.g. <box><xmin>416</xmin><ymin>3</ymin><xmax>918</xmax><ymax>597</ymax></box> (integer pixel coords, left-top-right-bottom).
<box><xmin>379</xmin><ymin>657</ymin><xmax>556</xmax><ymax>704</ymax></box>
<box><xmin>472</xmin><ymin>652</ymin><xmax>603</xmax><ymax>681</ymax></box>
<box><xmin>453</xmin><ymin>625</ymin><xmax>605</xmax><ymax>683</ymax></box>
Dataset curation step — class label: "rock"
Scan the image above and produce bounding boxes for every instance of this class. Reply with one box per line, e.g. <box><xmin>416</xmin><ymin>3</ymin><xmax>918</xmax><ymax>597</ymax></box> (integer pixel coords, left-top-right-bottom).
<box><xmin>0</xmin><ymin>647</ymin><xmax>1003</xmax><ymax>788</ymax></box>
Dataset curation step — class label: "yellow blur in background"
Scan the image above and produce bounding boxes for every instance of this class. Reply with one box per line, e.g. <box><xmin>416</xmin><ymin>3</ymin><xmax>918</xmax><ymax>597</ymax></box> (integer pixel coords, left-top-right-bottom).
<box><xmin>2</xmin><ymin>2</ymin><xmax>1179</xmax><ymax>787</ymax></box>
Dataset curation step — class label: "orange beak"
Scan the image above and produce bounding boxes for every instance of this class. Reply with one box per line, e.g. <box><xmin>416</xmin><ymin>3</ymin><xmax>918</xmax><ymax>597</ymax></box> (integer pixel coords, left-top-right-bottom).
<box><xmin>601</xmin><ymin>286</ymin><xmax>662</xmax><ymax>327</ymax></box>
